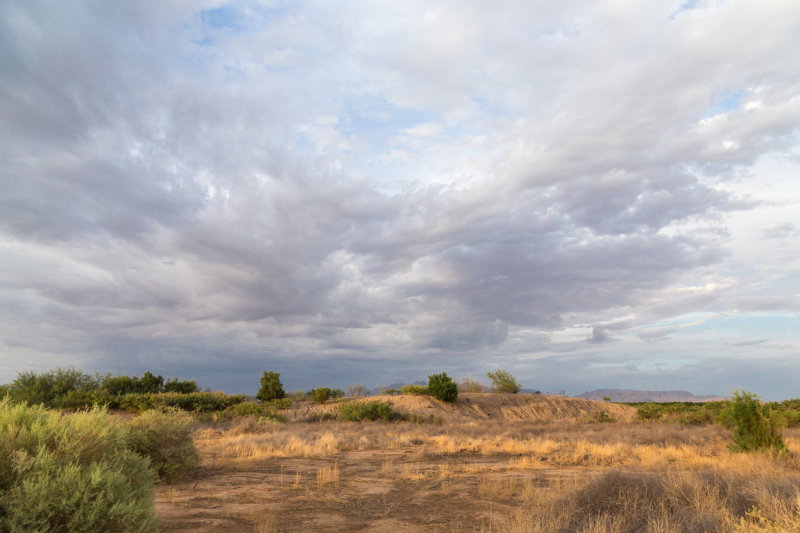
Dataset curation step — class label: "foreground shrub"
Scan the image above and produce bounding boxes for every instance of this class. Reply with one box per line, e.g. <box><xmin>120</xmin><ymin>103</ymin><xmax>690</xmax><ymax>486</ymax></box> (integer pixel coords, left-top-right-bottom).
<box><xmin>338</xmin><ymin>401</ymin><xmax>396</xmax><ymax>421</ymax></box>
<box><xmin>127</xmin><ymin>408</ymin><xmax>199</xmax><ymax>482</ymax></box>
<box><xmin>727</xmin><ymin>390</ymin><xmax>786</xmax><ymax>452</ymax></box>
<box><xmin>0</xmin><ymin>399</ymin><xmax>156</xmax><ymax>532</ymax></box>
<box><xmin>428</xmin><ymin>373</ymin><xmax>458</xmax><ymax>403</ymax></box>
<box><xmin>119</xmin><ymin>391</ymin><xmax>246</xmax><ymax>412</ymax></box>
<box><xmin>550</xmin><ymin>467</ymin><xmax>800</xmax><ymax>533</ymax></box>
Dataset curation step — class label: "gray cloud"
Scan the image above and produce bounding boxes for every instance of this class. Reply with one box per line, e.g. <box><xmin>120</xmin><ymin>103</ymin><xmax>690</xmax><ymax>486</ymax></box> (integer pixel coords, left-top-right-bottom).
<box><xmin>1</xmin><ymin>0</ymin><xmax>799</xmax><ymax>395</ymax></box>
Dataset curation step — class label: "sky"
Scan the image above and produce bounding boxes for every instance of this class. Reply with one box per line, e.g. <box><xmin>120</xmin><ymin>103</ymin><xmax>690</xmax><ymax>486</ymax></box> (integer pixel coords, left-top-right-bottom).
<box><xmin>1</xmin><ymin>0</ymin><xmax>799</xmax><ymax>399</ymax></box>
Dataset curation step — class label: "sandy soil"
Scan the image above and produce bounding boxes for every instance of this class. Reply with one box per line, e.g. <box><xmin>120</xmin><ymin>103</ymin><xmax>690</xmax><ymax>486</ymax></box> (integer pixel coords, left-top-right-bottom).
<box><xmin>283</xmin><ymin>393</ymin><xmax>637</xmax><ymax>423</ymax></box>
<box><xmin>155</xmin><ymin>444</ymin><xmax>590</xmax><ymax>532</ymax></box>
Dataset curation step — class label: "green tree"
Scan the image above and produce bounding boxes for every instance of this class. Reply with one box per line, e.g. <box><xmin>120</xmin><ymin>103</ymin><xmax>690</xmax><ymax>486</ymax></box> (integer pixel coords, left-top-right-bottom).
<box><xmin>257</xmin><ymin>371</ymin><xmax>285</xmax><ymax>402</ymax></box>
<box><xmin>427</xmin><ymin>373</ymin><xmax>458</xmax><ymax>403</ymax></box>
<box><xmin>310</xmin><ymin>387</ymin><xmax>332</xmax><ymax>403</ymax></box>
<box><xmin>487</xmin><ymin>369</ymin><xmax>521</xmax><ymax>394</ymax></box>
<box><xmin>727</xmin><ymin>390</ymin><xmax>785</xmax><ymax>452</ymax></box>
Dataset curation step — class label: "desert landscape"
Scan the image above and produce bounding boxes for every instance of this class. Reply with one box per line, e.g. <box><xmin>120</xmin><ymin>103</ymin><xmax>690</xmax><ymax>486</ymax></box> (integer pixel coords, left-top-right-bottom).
<box><xmin>153</xmin><ymin>394</ymin><xmax>800</xmax><ymax>532</ymax></box>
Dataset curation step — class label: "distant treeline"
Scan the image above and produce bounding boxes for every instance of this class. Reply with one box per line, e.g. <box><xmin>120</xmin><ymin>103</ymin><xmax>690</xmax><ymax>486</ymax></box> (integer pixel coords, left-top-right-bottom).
<box><xmin>0</xmin><ymin>368</ymin><xmax>204</xmax><ymax>409</ymax></box>
<box><xmin>625</xmin><ymin>399</ymin><xmax>800</xmax><ymax>428</ymax></box>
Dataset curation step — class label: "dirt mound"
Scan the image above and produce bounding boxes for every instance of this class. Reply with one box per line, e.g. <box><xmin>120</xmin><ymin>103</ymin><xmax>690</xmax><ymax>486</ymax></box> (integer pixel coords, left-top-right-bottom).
<box><xmin>287</xmin><ymin>393</ymin><xmax>636</xmax><ymax>423</ymax></box>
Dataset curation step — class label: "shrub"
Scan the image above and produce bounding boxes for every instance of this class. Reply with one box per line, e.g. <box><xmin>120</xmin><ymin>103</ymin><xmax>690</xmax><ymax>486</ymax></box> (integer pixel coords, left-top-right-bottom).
<box><xmin>257</xmin><ymin>371</ymin><xmax>285</xmax><ymax>402</ymax></box>
<box><xmin>127</xmin><ymin>408</ymin><xmax>199</xmax><ymax>482</ymax></box>
<box><xmin>458</xmin><ymin>378</ymin><xmax>486</xmax><ymax>393</ymax></box>
<box><xmin>119</xmin><ymin>392</ymin><xmax>246</xmax><ymax>412</ymax></box>
<box><xmin>0</xmin><ymin>399</ymin><xmax>156</xmax><ymax>532</ymax></box>
<box><xmin>346</xmin><ymin>384</ymin><xmax>370</xmax><ymax>397</ymax></box>
<box><xmin>163</xmin><ymin>378</ymin><xmax>199</xmax><ymax>393</ymax></box>
<box><xmin>727</xmin><ymin>390</ymin><xmax>785</xmax><ymax>452</ymax></box>
<box><xmin>6</xmin><ymin>368</ymin><xmax>100</xmax><ymax>407</ymax></box>
<box><xmin>427</xmin><ymin>373</ymin><xmax>458</xmax><ymax>403</ymax></box>
<box><xmin>338</xmin><ymin>401</ymin><xmax>396</xmax><ymax>421</ymax></box>
<box><xmin>399</xmin><ymin>384</ymin><xmax>428</xmax><ymax>395</ymax></box>
<box><xmin>310</xmin><ymin>387</ymin><xmax>332</xmax><ymax>403</ymax></box>
<box><xmin>222</xmin><ymin>402</ymin><xmax>286</xmax><ymax>423</ymax></box>
<box><xmin>487</xmin><ymin>369</ymin><xmax>521</xmax><ymax>394</ymax></box>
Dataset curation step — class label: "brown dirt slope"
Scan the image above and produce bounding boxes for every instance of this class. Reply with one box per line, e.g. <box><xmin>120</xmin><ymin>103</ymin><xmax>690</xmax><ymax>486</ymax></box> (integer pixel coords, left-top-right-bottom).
<box><xmin>286</xmin><ymin>393</ymin><xmax>636</xmax><ymax>423</ymax></box>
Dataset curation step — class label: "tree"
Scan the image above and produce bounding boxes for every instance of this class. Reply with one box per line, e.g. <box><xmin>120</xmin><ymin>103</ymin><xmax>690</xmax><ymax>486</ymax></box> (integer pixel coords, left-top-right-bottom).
<box><xmin>487</xmin><ymin>369</ymin><xmax>521</xmax><ymax>394</ymax></box>
<box><xmin>310</xmin><ymin>387</ymin><xmax>332</xmax><ymax>403</ymax></box>
<box><xmin>427</xmin><ymin>372</ymin><xmax>458</xmax><ymax>403</ymax></box>
<box><xmin>257</xmin><ymin>371</ymin><xmax>285</xmax><ymax>402</ymax></box>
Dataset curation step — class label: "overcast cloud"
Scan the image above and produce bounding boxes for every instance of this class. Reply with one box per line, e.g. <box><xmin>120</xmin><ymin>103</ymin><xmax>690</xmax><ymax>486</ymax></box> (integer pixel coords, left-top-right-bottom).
<box><xmin>1</xmin><ymin>0</ymin><xmax>799</xmax><ymax>398</ymax></box>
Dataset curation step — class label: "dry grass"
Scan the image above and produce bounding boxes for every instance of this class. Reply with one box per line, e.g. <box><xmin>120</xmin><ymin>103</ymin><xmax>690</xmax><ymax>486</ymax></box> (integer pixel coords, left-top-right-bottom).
<box><xmin>160</xmin><ymin>421</ymin><xmax>800</xmax><ymax>532</ymax></box>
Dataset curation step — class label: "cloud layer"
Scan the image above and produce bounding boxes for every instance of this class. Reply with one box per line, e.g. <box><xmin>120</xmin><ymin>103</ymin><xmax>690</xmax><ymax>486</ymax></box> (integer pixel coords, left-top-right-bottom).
<box><xmin>2</xmin><ymin>0</ymin><xmax>799</xmax><ymax>397</ymax></box>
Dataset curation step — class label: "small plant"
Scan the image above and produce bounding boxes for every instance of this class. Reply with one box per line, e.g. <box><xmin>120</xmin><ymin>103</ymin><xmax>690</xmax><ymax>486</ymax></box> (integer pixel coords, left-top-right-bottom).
<box><xmin>338</xmin><ymin>401</ymin><xmax>396</xmax><ymax>421</ymax></box>
<box><xmin>427</xmin><ymin>373</ymin><xmax>458</xmax><ymax>403</ymax></box>
<box><xmin>399</xmin><ymin>384</ymin><xmax>428</xmax><ymax>395</ymax></box>
<box><xmin>727</xmin><ymin>390</ymin><xmax>785</xmax><ymax>452</ymax></box>
<box><xmin>581</xmin><ymin>410</ymin><xmax>614</xmax><ymax>423</ymax></box>
<box><xmin>346</xmin><ymin>384</ymin><xmax>370</xmax><ymax>397</ymax></box>
<box><xmin>127</xmin><ymin>408</ymin><xmax>200</xmax><ymax>482</ymax></box>
<box><xmin>458</xmin><ymin>378</ymin><xmax>486</xmax><ymax>393</ymax></box>
<box><xmin>487</xmin><ymin>369</ymin><xmax>521</xmax><ymax>394</ymax></box>
<box><xmin>256</xmin><ymin>371</ymin><xmax>285</xmax><ymax>402</ymax></box>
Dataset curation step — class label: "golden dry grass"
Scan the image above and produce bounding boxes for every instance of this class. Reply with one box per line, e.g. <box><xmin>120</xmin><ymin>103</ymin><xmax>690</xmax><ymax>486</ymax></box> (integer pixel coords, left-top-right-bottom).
<box><xmin>159</xmin><ymin>420</ymin><xmax>800</xmax><ymax>532</ymax></box>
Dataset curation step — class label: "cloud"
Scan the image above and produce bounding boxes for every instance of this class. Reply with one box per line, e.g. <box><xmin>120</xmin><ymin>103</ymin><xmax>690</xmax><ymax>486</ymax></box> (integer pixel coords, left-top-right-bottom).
<box><xmin>1</xmin><ymin>0</ymin><xmax>799</xmax><ymax>395</ymax></box>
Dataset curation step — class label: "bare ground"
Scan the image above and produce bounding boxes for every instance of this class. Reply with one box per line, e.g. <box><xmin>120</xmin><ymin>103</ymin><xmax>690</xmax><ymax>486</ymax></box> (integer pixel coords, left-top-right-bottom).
<box><xmin>154</xmin><ymin>396</ymin><xmax>636</xmax><ymax>531</ymax></box>
<box><xmin>155</xmin><ymin>443</ymin><xmax>593</xmax><ymax>532</ymax></box>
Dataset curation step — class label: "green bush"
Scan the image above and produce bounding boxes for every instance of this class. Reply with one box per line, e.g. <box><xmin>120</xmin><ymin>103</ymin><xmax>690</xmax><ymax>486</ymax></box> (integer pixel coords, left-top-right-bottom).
<box><xmin>119</xmin><ymin>392</ymin><xmax>247</xmax><ymax>413</ymax></box>
<box><xmin>399</xmin><ymin>384</ymin><xmax>428</xmax><ymax>395</ymax></box>
<box><xmin>257</xmin><ymin>371</ymin><xmax>285</xmax><ymax>402</ymax></box>
<box><xmin>727</xmin><ymin>390</ymin><xmax>786</xmax><ymax>452</ymax></box>
<box><xmin>310</xmin><ymin>387</ymin><xmax>332</xmax><ymax>403</ymax></box>
<box><xmin>127</xmin><ymin>408</ymin><xmax>199</xmax><ymax>482</ymax></box>
<box><xmin>487</xmin><ymin>369</ymin><xmax>521</xmax><ymax>394</ymax></box>
<box><xmin>0</xmin><ymin>399</ymin><xmax>156</xmax><ymax>532</ymax></box>
<box><xmin>223</xmin><ymin>401</ymin><xmax>286</xmax><ymax>422</ymax></box>
<box><xmin>338</xmin><ymin>401</ymin><xmax>396</xmax><ymax>421</ymax></box>
<box><xmin>427</xmin><ymin>373</ymin><xmax>458</xmax><ymax>403</ymax></box>
<box><xmin>6</xmin><ymin>368</ymin><xmax>100</xmax><ymax>407</ymax></box>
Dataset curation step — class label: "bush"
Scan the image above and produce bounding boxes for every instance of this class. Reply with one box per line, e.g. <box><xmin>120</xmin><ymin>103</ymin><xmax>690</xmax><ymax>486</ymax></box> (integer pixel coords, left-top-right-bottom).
<box><xmin>257</xmin><ymin>371</ymin><xmax>285</xmax><ymax>402</ymax></box>
<box><xmin>338</xmin><ymin>401</ymin><xmax>396</xmax><ymax>421</ymax></box>
<box><xmin>163</xmin><ymin>378</ymin><xmax>199</xmax><ymax>394</ymax></box>
<box><xmin>399</xmin><ymin>384</ymin><xmax>428</xmax><ymax>395</ymax></box>
<box><xmin>310</xmin><ymin>387</ymin><xmax>332</xmax><ymax>403</ymax></box>
<box><xmin>0</xmin><ymin>399</ymin><xmax>156</xmax><ymax>532</ymax></box>
<box><xmin>119</xmin><ymin>392</ymin><xmax>247</xmax><ymax>413</ymax></box>
<box><xmin>458</xmin><ymin>378</ymin><xmax>486</xmax><ymax>393</ymax></box>
<box><xmin>223</xmin><ymin>402</ymin><xmax>286</xmax><ymax>423</ymax></box>
<box><xmin>727</xmin><ymin>390</ymin><xmax>786</xmax><ymax>452</ymax></box>
<box><xmin>428</xmin><ymin>373</ymin><xmax>458</xmax><ymax>403</ymax></box>
<box><xmin>127</xmin><ymin>408</ymin><xmax>199</xmax><ymax>482</ymax></box>
<box><xmin>487</xmin><ymin>369</ymin><xmax>521</xmax><ymax>394</ymax></box>
<box><xmin>6</xmin><ymin>368</ymin><xmax>100</xmax><ymax>407</ymax></box>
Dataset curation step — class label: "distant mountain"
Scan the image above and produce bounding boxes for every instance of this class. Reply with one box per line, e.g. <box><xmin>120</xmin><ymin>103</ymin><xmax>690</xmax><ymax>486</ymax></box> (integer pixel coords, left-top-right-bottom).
<box><xmin>578</xmin><ymin>389</ymin><xmax>726</xmax><ymax>403</ymax></box>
